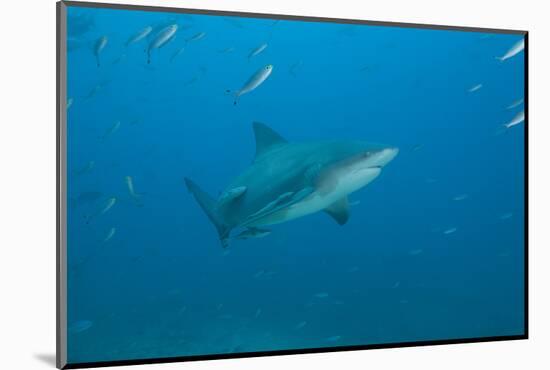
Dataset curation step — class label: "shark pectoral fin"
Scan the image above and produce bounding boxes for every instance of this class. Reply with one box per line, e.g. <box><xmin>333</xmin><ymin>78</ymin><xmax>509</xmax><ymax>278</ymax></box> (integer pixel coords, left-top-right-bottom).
<box><xmin>219</xmin><ymin>186</ymin><xmax>247</xmax><ymax>206</ymax></box>
<box><xmin>243</xmin><ymin>187</ymin><xmax>314</xmax><ymax>226</ymax></box>
<box><xmin>324</xmin><ymin>197</ymin><xmax>350</xmax><ymax>225</ymax></box>
<box><xmin>291</xmin><ymin>187</ymin><xmax>314</xmax><ymax>203</ymax></box>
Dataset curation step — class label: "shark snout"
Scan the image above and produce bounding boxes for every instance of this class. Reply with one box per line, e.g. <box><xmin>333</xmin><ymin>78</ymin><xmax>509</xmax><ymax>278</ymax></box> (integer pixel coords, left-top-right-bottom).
<box><xmin>370</xmin><ymin>147</ymin><xmax>399</xmax><ymax>168</ymax></box>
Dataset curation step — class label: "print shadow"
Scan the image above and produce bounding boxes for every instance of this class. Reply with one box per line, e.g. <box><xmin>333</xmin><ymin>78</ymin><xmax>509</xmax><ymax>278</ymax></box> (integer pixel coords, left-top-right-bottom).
<box><xmin>34</xmin><ymin>353</ymin><xmax>56</xmax><ymax>367</ymax></box>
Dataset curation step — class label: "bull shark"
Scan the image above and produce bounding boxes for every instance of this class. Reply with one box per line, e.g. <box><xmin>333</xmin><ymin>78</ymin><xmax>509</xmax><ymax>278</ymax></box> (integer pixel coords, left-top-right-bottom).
<box><xmin>185</xmin><ymin>122</ymin><xmax>398</xmax><ymax>247</ymax></box>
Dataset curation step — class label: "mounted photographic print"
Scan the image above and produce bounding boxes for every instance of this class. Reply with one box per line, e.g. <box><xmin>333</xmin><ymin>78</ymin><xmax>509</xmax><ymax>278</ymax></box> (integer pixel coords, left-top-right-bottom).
<box><xmin>57</xmin><ymin>1</ymin><xmax>527</xmax><ymax>368</ymax></box>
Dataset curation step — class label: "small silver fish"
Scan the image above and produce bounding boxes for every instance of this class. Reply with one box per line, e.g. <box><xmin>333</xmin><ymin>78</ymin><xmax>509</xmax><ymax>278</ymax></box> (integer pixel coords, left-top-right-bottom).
<box><xmin>326</xmin><ymin>335</ymin><xmax>341</xmax><ymax>342</ymax></box>
<box><xmin>504</xmin><ymin>110</ymin><xmax>524</xmax><ymax>129</ymax></box>
<box><xmin>411</xmin><ymin>144</ymin><xmax>424</xmax><ymax>152</ymax></box>
<box><xmin>248</xmin><ymin>43</ymin><xmax>268</xmax><ymax>60</ymax></box>
<box><xmin>148</xmin><ymin>19</ymin><xmax>179</xmax><ymax>39</ymax></box>
<box><xmin>86</xmin><ymin>197</ymin><xmax>116</xmax><ymax>224</ymax></box>
<box><xmin>443</xmin><ymin>227</ymin><xmax>458</xmax><ymax>235</ymax></box>
<box><xmin>254</xmin><ymin>270</ymin><xmax>265</xmax><ymax>279</ymax></box>
<box><xmin>359</xmin><ymin>65</ymin><xmax>371</xmax><ymax>72</ymax></box>
<box><xmin>100</xmin><ymin>197</ymin><xmax>116</xmax><ymax>215</ymax></box>
<box><xmin>408</xmin><ymin>249</ymin><xmax>424</xmax><ymax>256</ymax></box>
<box><xmin>468</xmin><ymin>84</ymin><xmax>483</xmax><ymax>93</ymax></box>
<box><xmin>314</xmin><ymin>292</ymin><xmax>329</xmax><ymax>298</ymax></box>
<box><xmin>186</xmin><ymin>32</ymin><xmax>206</xmax><ymax>43</ymax></box>
<box><xmin>69</xmin><ymin>320</ymin><xmax>93</xmax><ymax>334</ymax></box>
<box><xmin>93</xmin><ymin>36</ymin><xmax>108</xmax><ymax>67</ymax></box>
<box><xmin>101</xmin><ymin>121</ymin><xmax>121</xmax><ymax>141</ymax></box>
<box><xmin>170</xmin><ymin>46</ymin><xmax>185</xmax><ymax>63</ymax></box>
<box><xmin>84</xmin><ymin>85</ymin><xmax>101</xmax><ymax>100</ymax></box>
<box><xmin>496</xmin><ymin>39</ymin><xmax>524</xmax><ymax>62</ymax></box>
<box><xmin>506</xmin><ymin>98</ymin><xmax>524</xmax><ymax>110</ymax></box>
<box><xmin>184</xmin><ymin>75</ymin><xmax>199</xmax><ymax>86</ymax></box>
<box><xmin>84</xmin><ymin>80</ymin><xmax>110</xmax><ymax>100</ymax></box>
<box><xmin>126</xmin><ymin>26</ymin><xmax>153</xmax><ymax>46</ymax></box>
<box><xmin>218</xmin><ymin>47</ymin><xmax>236</xmax><ymax>53</ymax></box>
<box><xmin>125</xmin><ymin>176</ymin><xmax>142</xmax><ymax>198</ymax></box>
<box><xmin>103</xmin><ymin>227</ymin><xmax>116</xmax><ymax>243</ymax></box>
<box><xmin>67</xmin><ymin>97</ymin><xmax>74</xmax><ymax>110</ymax></box>
<box><xmin>228</xmin><ymin>64</ymin><xmax>273</xmax><ymax>105</ymax></box>
<box><xmin>453</xmin><ymin>194</ymin><xmax>469</xmax><ymax>201</ymax></box>
<box><xmin>499</xmin><ymin>212</ymin><xmax>514</xmax><ymax>220</ymax></box>
<box><xmin>75</xmin><ymin>160</ymin><xmax>95</xmax><ymax>176</ymax></box>
<box><xmin>295</xmin><ymin>321</ymin><xmax>307</xmax><ymax>330</ymax></box>
<box><xmin>147</xmin><ymin>24</ymin><xmax>178</xmax><ymax>64</ymax></box>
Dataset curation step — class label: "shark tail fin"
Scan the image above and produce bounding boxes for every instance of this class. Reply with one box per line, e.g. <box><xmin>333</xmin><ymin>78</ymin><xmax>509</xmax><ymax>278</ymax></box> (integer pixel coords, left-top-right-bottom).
<box><xmin>184</xmin><ymin>177</ymin><xmax>230</xmax><ymax>247</ymax></box>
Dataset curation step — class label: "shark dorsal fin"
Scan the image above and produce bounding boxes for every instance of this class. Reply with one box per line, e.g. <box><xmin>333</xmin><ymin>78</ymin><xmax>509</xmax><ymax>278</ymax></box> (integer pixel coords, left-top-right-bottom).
<box><xmin>253</xmin><ymin>122</ymin><xmax>287</xmax><ymax>158</ymax></box>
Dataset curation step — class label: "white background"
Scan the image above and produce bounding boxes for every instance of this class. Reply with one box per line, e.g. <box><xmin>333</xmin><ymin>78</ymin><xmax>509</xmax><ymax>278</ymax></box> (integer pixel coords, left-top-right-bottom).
<box><xmin>0</xmin><ymin>0</ymin><xmax>547</xmax><ymax>369</ymax></box>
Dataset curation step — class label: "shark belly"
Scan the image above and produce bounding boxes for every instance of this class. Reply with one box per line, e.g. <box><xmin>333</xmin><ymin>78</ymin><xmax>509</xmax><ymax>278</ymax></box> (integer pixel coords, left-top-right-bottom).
<box><xmin>249</xmin><ymin>192</ymin><xmax>332</xmax><ymax>226</ymax></box>
<box><xmin>250</xmin><ymin>167</ymin><xmax>381</xmax><ymax>227</ymax></box>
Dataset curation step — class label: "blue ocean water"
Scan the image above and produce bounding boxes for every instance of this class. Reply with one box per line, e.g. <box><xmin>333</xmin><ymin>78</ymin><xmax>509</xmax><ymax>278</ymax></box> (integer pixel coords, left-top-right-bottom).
<box><xmin>65</xmin><ymin>5</ymin><xmax>525</xmax><ymax>365</ymax></box>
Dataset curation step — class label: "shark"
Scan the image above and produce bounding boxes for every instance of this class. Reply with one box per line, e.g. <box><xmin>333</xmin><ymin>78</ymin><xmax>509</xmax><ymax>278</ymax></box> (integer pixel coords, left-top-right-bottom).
<box><xmin>185</xmin><ymin>122</ymin><xmax>398</xmax><ymax>247</ymax></box>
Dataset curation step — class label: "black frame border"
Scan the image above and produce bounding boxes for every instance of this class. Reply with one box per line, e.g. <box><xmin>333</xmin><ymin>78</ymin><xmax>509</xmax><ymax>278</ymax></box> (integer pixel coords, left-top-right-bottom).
<box><xmin>56</xmin><ymin>1</ymin><xmax>529</xmax><ymax>369</ymax></box>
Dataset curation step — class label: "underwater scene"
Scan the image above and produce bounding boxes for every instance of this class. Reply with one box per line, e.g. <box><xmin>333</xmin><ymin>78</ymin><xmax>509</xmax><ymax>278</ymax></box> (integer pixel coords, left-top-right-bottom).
<box><xmin>65</xmin><ymin>4</ymin><xmax>526</xmax><ymax>365</ymax></box>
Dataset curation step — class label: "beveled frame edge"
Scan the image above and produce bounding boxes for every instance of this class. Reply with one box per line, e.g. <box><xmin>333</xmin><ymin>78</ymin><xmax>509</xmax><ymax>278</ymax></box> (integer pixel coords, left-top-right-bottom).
<box><xmin>61</xmin><ymin>0</ymin><xmax>528</xmax><ymax>35</ymax></box>
<box><xmin>57</xmin><ymin>1</ymin><xmax>68</xmax><ymax>369</ymax></box>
